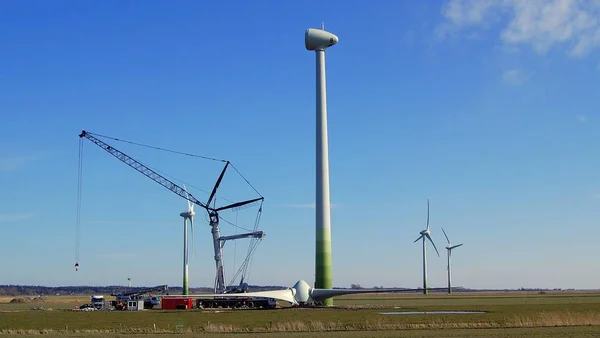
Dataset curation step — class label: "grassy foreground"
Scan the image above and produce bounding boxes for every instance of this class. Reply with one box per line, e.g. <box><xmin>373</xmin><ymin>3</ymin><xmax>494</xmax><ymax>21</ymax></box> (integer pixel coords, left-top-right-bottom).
<box><xmin>2</xmin><ymin>327</ymin><xmax>600</xmax><ymax>337</ymax></box>
<box><xmin>1</xmin><ymin>291</ymin><xmax>600</xmax><ymax>336</ymax></box>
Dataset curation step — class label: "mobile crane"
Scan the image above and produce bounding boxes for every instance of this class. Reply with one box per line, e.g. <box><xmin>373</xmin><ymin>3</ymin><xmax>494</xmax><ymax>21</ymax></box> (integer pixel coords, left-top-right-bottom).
<box><xmin>76</xmin><ymin>130</ymin><xmax>266</xmax><ymax>296</ymax></box>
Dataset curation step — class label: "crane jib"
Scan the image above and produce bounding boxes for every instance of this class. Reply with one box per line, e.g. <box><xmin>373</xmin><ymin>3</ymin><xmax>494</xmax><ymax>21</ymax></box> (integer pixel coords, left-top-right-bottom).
<box><xmin>79</xmin><ymin>130</ymin><xmax>210</xmax><ymax>210</ymax></box>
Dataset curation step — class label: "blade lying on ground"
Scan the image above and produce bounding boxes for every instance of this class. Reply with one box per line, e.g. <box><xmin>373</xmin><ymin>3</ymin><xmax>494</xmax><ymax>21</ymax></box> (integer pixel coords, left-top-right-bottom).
<box><xmin>311</xmin><ymin>287</ymin><xmax>449</xmax><ymax>301</ymax></box>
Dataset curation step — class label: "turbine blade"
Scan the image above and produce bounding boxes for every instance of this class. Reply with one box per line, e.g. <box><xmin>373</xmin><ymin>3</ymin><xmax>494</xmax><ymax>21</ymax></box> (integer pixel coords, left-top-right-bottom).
<box><xmin>414</xmin><ymin>235</ymin><xmax>424</xmax><ymax>243</ymax></box>
<box><xmin>441</xmin><ymin>227</ymin><xmax>450</xmax><ymax>245</ymax></box>
<box><xmin>190</xmin><ymin>217</ymin><xmax>195</xmax><ymax>258</ymax></box>
<box><xmin>183</xmin><ymin>184</ymin><xmax>191</xmax><ymax>210</ymax></box>
<box><xmin>426</xmin><ymin>234</ymin><xmax>440</xmax><ymax>257</ymax></box>
<box><xmin>426</xmin><ymin>199</ymin><xmax>430</xmax><ymax>230</ymax></box>
<box><xmin>450</xmin><ymin>243</ymin><xmax>463</xmax><ymax>250</ymax></box>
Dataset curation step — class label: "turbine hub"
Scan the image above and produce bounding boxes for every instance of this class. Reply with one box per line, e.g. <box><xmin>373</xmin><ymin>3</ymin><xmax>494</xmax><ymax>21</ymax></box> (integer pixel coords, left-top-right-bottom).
<box><xmin>292</xmin><ymin>280</ymin><xmax>312</xmax><ymax>304</ymax></box>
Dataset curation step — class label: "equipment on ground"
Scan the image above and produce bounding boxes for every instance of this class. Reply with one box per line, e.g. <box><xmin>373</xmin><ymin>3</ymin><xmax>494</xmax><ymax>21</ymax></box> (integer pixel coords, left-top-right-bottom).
<box><xmin>162</xmin><ymin>279</ymin><xmax>450</xmax><ymax>309</ymax></box>
<box><xmin>110</xmin><ymin>285</ymin><xmax>168</xmax><ymax>310</ymax></box>
<box><xmin>90</xmin><ymin>295</ymin><xmax>105</xmax><ymax>310</ymax></box>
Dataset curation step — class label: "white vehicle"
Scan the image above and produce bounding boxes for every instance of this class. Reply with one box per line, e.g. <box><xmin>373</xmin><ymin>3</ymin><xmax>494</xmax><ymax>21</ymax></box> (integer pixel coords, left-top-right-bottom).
<box><xmin>91</xmin><ymin>295</ymin><xmax>105</xmax><ymax>310</ymax></box>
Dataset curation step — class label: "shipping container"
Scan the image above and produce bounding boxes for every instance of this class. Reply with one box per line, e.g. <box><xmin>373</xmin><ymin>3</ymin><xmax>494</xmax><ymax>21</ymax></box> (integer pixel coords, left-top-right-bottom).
<box><xmin>161</xmin><ymin>297</ymin><xmax>193</xmax><ymax>310</ymax></box>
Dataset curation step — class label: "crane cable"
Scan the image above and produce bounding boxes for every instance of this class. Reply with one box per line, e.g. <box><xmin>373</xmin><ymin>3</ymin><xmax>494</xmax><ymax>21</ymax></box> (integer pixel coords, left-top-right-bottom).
<box><xmin>75</xmin><ymin>138</ymin><xmax>84</xmax><ymax>271</ymax></box>
<box><xmin>232</xmin><ymin>211</ymin><xmax>238</xmax><ymax>279</ymax></box>
<box><xmin>243</xmin><ymin>201</ymin><xmax>263</xmax><ymax>281</ymax></box>
<box><xmin>227</xmin><ymin>201</ymin><xmax>264</xmax><ymax>288</ymax></box>
<box><xmin>88</xmin><ymin>131</ymin><xmax>263</xmax><ymax>202</ymax></box>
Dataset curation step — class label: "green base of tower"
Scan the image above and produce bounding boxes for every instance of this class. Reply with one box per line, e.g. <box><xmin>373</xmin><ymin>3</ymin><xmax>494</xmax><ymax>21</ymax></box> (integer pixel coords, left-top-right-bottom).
<box><xmin>315</xmin><ymin>236</ymin><xmax>333</xmax><ymax>306</ymax></box>
<box><xmin>321</xmin><ymin>298</ymin><xmax>333</xmax><ymax>306</ymax></box>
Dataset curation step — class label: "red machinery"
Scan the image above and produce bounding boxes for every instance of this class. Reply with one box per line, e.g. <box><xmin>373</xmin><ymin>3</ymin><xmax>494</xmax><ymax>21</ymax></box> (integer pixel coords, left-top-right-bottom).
<box><xmin>161</xmin><ymin>297</ymin><xmax>193</xmax><ymax>310</ymax></box>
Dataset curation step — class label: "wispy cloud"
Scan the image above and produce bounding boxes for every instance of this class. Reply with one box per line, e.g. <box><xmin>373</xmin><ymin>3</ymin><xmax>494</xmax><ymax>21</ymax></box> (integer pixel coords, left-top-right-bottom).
<box><xmin>278</xmin><ymin>203</ymin><xmax>343</xmax><ymax>209</ymax></box>
<box><xmin>575</xmin><ymin>114</ymin><xmax>588</xmax><ymax>123</ymax></box>
<box><xmin>502</xmin><ymin>69</ymin><xmax>531</xmax><ymax>86</ymax></box>
<box><xmin>0</xmin><ymin>212</ymin><xmax>35</xmax><ymax>222</ymax></box>
<box><xmin>0</xmin><ymin>156</ymin><xmax>38</xmax><ymax>172</ymax></box>
<box><xmin>438</xmin><ymin>0</ymin><xmax>600</xmax><ymax>57</ymax></box>
<box><xmin>592</xmin><ymin>192</ymin><xmax>600</xmax><ymax>199</ymax></box>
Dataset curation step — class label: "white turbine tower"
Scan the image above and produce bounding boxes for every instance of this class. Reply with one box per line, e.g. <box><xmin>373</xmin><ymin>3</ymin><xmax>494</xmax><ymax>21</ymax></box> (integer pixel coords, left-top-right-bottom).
<box><xmin>127</xmin><ymin>275</ymin><xmax>131</xmax><ymax>288</ymax></box>
<box><xmin>305</xmin><ymin>24</ymin><xmax>338</xmax><ymax>307</ymax></box>
<box><xmin>441</xmin><ymin>228</ymin><xmax>463</xmax><ymax>294</ymax></box>
<box><xmin>180</xmin><ymin>185</ymin><xmax>195</xmax><ymax>296</ymax></box>
<box><xmin>413</xmin><ymin>199</ymin><xmax>439</xmax><ymax>295</ymax></box>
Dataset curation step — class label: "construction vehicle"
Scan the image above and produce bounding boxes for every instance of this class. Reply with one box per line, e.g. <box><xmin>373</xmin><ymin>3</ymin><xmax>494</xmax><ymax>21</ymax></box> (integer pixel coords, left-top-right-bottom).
<box><xmin>110</xmin><ymin>285</ymin><xmax>169</xmax><ymax>310</ymax></box>
<box><xmin>195</xmin><ymin>295</ymin><xmax>277</xmax><ymax>309</ymax></box>
<box><xmin>90</xmin><ymin>295</ymin><xmax>105</xmax><ymax>310</ymax></box>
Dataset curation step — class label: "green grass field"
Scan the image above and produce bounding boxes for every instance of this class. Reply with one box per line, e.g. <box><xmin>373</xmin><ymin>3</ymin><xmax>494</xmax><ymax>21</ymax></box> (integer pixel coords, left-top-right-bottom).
<box><xmin>1</xmin><ymin>291</ymin><xmax>600</xmax><ymax>337</ymax></box>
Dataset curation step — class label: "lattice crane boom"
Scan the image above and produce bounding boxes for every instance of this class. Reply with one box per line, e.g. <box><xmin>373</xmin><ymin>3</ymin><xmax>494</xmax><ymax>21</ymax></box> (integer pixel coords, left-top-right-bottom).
<box><xmin>78</xmin><ymin>130</ymin><xmax>264</xmax><ymax>213</ymax></box>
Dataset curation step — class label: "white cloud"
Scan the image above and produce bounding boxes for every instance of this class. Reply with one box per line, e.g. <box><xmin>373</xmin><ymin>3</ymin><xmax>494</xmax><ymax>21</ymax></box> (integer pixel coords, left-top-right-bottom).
<box><xmin>0</xmin><ymin>213</ymin><xmax>35</xmax><ymax>222</ymax></box>
<box><xmin>502</xmin><ymin>68</ymin><xmax>531</xmax><ymax>85</ymax></box>
<box><xmin>575</xmin><ymin>114</ymin><xmax>588</xmax><ymax>122</ymax></box>
<box><xmin>439</xmin><ymin>0</ymin><xmax>600</xmax><ymax>57</ymax></box>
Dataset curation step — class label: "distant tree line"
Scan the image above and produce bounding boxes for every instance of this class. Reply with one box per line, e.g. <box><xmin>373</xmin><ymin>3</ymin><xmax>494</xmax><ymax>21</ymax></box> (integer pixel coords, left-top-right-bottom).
<box><xmin>0</xmin><ymin>284</ymin><xmax>289</xmax><ymax>296</ymax></box>
<box><xmin>0</xmin><ymin>284</ymin><xmax>586</xmax><ymax>296</ymax></box>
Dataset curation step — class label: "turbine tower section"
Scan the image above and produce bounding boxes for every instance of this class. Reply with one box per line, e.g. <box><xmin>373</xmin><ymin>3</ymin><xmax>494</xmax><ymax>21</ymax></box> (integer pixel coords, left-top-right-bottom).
<box><xmin>305</xmin><ymin>27</ymin><xmax>339</xmax><ymax>306</ymax></box>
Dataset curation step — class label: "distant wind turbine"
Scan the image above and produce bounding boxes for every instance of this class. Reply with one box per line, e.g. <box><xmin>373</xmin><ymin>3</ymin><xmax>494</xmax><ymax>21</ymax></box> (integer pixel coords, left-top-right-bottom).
<box><xmin>414</xmin><ymin>199</ymin><xmax>439</xmax><ymax>295</ymax></box>
<box><xmin>441</xmin><ymin>228</ymin><xmax>463</xmax><ymax>294</ymax></box>
<box><xmin>180</xmin><ymin>185</ymin><xmax>196</xmax><ymax>296</ymax></box>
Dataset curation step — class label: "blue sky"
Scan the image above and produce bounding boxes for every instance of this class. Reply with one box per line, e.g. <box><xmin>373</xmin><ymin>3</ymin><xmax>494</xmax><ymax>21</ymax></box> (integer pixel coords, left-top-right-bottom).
<box><xmin>1</xmin><ymin>0</ymin><xmax>599</xmax><ymax>290</ymax></box>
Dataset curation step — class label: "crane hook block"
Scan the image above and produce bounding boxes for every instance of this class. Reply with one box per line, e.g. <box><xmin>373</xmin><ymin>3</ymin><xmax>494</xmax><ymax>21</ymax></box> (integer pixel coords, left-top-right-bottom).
<box><xmin>75</xmin><ymin>262</ymin><xmax>79</xmax><ymax>271</ymax></box>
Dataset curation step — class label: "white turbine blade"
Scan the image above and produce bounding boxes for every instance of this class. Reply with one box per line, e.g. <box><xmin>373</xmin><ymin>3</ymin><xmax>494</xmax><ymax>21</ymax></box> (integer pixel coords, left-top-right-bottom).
<box><xmin>191</xmin><ymin>289</ymin><xmax>297</xmax><ymax>305</ymax></box>
<box><xmin>184</xmin><ymin>184</ymin><xmax>192</xmax><ymax>210</ymax></box>
<box><xmin>425</xmin><ymin>234</ymin><xmax>440</xmax><ymax>257</ymax></box>
<box><xmin>190</xmin><ymin>216</ymin><xmax>195</xmax><ymax>258</ymax></box>
<box><xmin>441</xmin><ymin>227</ymin><xmax>450</xmax><ymax>245</ymax></box>
<box><xmin>311</xmin><ymin>287</ymin><xmax>426</xmax><ymax>301</ymax></box>
<box><xmin>450</xmin><ymin>243</ymin><xmax>463</xmax><ymax>250</ymax></box>
<box><xmin>426</xmin><ymin>199</ymin><xmax>430</xmax><ymax>230</ymax></box>
<box><xmin>413</xmin><ymin>235</ymin><xmax>424</xmax><ymax>243</ymax></box>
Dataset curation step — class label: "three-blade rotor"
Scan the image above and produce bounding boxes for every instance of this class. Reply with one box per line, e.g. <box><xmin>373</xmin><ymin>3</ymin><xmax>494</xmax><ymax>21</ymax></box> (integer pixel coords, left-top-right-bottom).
<box><xmin>414</xmin><ymin>199</ymin><xmax>440</xmax><ymax>257</ymax></box>
<box><xmin>181</xmin><ymin>185</ymin><xmax>196</xmax><ymax>258</ymax></box>
<box><xmin>441</xmin><ymin>227</ymin><xmax>463</xmax><ymax>269</ymax></box>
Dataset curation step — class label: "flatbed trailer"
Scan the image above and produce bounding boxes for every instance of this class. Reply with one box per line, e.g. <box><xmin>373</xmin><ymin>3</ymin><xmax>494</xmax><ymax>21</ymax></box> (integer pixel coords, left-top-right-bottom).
<box><xmin>195</xmin><ymin>296</ymin><xmax>277</xmax><ymax>309</ymax></box>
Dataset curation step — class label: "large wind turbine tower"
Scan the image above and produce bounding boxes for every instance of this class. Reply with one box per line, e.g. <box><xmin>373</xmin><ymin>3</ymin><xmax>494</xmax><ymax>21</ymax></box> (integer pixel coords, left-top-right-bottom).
<box><xmin>441</xmin><ymin>228</ymin><xmax>463</xmax><ymax>294</ymax></box>
<box><xmin>180</xmin><ymin>185</ymin><xmax>195</xmax><ymax>296</ymax></box>
<box><xmin>414</xmin><ymin>199</ymin><xmax>440</xmax><ymax>295</ymax></box>
<box><xmin>305</xmin><ymin>26</ymin><xmax>338</xmax><ymax>306</ymax></box>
